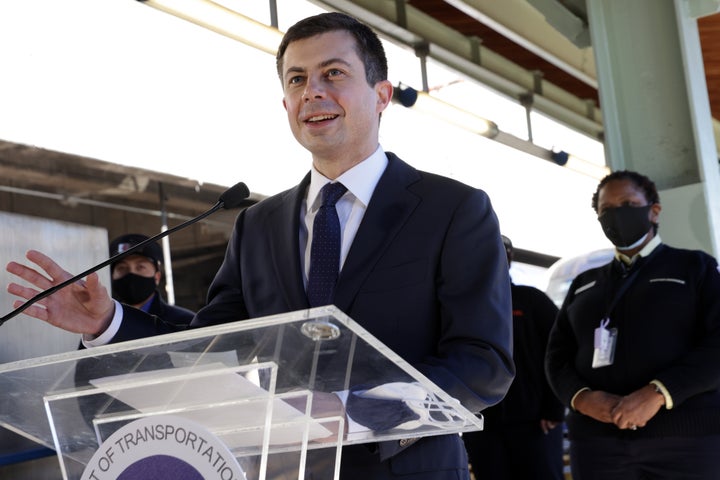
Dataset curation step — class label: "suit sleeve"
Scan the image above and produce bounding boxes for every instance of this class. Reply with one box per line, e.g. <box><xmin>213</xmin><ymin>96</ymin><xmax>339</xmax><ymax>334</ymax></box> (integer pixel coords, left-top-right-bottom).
<box><xmin>191</xmin><ymin>209</ymin><xmax>251</xmax><ymax>328</ymax></box>
<box><xmin>378</xmin><ymin>188</ymin><xmax>514</xmax><ymax>461</ymax></box>
<box><xmin>415</xmin><ymin>188</ymin><xmax>515</xmax><ymax>414</ymax></box>
<box><xmin>110</xmin><ymin>305</ymin><xmax>179</xmax><ymax>342</ymax></box>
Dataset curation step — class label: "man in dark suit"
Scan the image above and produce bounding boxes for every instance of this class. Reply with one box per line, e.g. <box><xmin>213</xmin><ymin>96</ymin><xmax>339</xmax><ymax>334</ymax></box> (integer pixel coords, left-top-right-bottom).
<box><xmin>7</xmin><ymin>12</ymin><xmax>514</xmax><ymax>479</ymax></box>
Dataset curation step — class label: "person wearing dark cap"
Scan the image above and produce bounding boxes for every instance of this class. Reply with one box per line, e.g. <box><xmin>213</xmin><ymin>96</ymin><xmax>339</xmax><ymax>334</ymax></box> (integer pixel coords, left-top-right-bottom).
<box><xmin>463</xmin><ymin>235</ymin><xmax>565</xmax><ymax>480</ymax></box>
<box><xmin>108</xmin><ymin>233</ymin><xmax>194</xmax><ymax>326</ymax></box>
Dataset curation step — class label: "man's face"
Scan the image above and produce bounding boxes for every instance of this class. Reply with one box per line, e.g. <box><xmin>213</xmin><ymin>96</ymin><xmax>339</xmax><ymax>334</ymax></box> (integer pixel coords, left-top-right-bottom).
<box><xmin>280</xmin><ymin>30</ymin><xmax>391</xmax><ymax>167</ymax></box>
<box><xmin>111</xmin><ymin>254</ymin><xmax>159</xmax><ymax>284</ymax></box>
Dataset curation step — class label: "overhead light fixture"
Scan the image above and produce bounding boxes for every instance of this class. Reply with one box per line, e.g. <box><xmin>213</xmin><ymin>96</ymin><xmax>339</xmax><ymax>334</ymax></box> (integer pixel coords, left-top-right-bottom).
<box><xmin>493</xmin><ymin>132</ymin><xmax>608</xmax><ymax>179</ymax></box>
<box><xmin>392</xmin><ymin>84</ymin><xmax>500</xmax><ymax>138</ymax></box>
<box><xmin>136</xmin><ymin>0</ymin><xmax>283</xmax><ymax>55</ymax></box>
<box><xmin>393</xmin><ymin>85</ymin><xmax>608</xmax><ymax>179</ymax></box>
<box><xmin>563</xmin><ymin>155</ymin><xmax>610</xmax><ymax>179</ymax></box>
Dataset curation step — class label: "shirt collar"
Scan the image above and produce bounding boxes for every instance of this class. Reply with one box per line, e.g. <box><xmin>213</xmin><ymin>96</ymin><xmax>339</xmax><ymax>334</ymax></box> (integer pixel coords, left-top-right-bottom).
<box><xmin>615</xmin><ymin>234</ymin><xmax>662</xmax><ymax>264</ymax></box>
<box><xmin>306</xmin><ymin>145</ymin><xmax>388</xmax><ymax>212</ymax></box>
<box><xmin>139</xmin><ymin>292</ymin><xmax>156</xmax><ymax>313</ymax></box>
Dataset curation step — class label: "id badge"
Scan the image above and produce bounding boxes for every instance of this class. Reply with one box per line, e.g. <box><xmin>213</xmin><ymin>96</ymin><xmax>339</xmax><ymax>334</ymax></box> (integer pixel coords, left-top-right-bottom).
<box><xmin>592</xmin><ymin>318</ymin><xmax>617</xmax><ymax>368</ymax></box>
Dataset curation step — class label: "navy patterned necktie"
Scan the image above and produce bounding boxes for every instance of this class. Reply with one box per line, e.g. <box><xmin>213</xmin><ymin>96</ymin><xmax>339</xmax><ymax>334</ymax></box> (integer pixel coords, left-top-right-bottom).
<box><xmin>307</xmin><ymin>182</ymin><xmax>348</xmax><ymax>307</ymax></box>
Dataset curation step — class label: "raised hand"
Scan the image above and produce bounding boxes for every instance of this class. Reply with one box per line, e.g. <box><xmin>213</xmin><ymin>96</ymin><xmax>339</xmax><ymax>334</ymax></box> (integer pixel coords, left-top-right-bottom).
<box><xmin>6</xmin><ymin>250</ymin><xmax>114</xmax><ymax>336</ymax></box>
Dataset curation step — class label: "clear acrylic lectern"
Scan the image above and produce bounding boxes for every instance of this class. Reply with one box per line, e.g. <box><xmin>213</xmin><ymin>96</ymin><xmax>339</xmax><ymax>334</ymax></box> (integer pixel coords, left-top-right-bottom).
<box><xmin>0</xmin><ymin>306</ymin><xmax>483</xmax><ymax>479</ymax></box>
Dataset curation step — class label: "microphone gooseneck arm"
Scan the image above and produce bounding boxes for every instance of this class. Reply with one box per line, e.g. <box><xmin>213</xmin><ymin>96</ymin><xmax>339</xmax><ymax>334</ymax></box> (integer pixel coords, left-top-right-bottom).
<box><xmin>0</xmin><ymin>182</ymin><xmax>250</xmax><ymax>326</ymax></box>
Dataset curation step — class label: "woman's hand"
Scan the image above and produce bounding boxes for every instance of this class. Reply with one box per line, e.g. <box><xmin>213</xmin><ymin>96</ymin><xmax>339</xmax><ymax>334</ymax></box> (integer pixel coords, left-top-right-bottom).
<box><xmin>574</xmin><ymin>390</ymin><xmax>622</xmax><ymax>424</ymax></box>
<box><xmin>611</xmin><ymin>384</ymin><xmax>665</xmax><ymax>430</ymax></box>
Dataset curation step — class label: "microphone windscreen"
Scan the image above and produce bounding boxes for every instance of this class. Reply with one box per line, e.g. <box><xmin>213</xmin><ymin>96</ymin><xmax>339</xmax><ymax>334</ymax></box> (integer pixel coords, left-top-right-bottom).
<box><xmin>219</xmin><ymin>182</ymin><xmax>250</xmax><ymax>209</ymax></box>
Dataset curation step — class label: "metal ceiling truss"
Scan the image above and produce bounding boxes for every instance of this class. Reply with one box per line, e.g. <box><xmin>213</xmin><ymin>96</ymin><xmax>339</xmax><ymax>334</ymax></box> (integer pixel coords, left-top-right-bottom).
<box><xmin>310</xmin><ymin>0</ymin><xmax>605</xmax><ymax>141</ymax></box>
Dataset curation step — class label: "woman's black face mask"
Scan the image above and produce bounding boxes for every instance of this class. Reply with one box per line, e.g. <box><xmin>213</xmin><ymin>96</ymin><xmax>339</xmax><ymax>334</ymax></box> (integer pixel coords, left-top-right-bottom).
<box><xmin>598</xmin><ymin>205</ymin><xmax>653</xmax><ymax>249</ymax></box>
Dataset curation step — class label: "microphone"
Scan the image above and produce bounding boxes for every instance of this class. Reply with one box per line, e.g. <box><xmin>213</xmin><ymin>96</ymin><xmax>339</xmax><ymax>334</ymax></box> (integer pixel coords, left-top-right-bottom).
<box><xmin>0</xmin><ymin>181</ymin><xmax>250</xmax><ymax>326</ymax></box>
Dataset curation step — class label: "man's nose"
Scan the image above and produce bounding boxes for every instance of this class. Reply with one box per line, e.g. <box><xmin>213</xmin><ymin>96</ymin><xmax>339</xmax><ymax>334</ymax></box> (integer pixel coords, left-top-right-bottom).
<box><xmin>303</xmin><ymin>76</ymin><xmax>325</xmax><ymax>101</ymax></box>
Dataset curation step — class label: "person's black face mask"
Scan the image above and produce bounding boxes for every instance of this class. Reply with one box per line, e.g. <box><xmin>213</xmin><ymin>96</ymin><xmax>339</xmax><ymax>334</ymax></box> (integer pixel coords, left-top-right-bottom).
<box><xmin>111</xmin><ymin>273</ymin><xmax>156</xmax><ymax>305</ymax></box>
<box><xmin>598</xmin><ymin>205</ymin><xmax>653</xmax><ymax>249</ymax></box>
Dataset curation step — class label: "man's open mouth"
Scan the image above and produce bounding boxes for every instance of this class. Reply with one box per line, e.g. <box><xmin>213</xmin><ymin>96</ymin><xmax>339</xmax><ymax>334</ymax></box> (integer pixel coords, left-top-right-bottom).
<box><xmin>306</xmin><ymin>114</ymin><xmax>338</xmax><ymax>123</ymax></box>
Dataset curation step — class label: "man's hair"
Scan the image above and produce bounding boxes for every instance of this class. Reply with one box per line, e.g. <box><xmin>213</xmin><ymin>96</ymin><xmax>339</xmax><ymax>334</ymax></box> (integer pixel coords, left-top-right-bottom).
<box><xmin>591</xmin><ymin>170</ymin><xmax>660</xmax><ymax>213</ymax></box>
<box><xmin>276</xmin><ymin>12</ymin><xmax>388</xmax><ymax>86</ymax></box>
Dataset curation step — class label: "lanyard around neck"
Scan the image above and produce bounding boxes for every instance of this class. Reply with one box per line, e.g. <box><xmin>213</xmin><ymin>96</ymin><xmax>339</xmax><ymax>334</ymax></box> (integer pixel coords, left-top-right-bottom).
<box><xmin>604</xmin><ymin>258</ymin><xmax>646</xmax><ymax>318</ymax></box>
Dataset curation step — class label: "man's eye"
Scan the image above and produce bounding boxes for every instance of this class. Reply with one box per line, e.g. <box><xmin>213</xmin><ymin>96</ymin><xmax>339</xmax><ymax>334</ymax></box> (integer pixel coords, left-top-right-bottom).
<box><xmin>288</xmin><ymin>75</ymin><xmax>303</xmax><ymax>85</ymax></box>
<box><xmin>327</xmin><ymin>69</ymin><xmax>342</xmax><ymax>77</ymax></box>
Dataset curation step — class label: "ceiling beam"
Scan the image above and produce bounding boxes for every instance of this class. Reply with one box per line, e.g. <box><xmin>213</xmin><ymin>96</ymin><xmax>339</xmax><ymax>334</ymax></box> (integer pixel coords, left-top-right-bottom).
<box><xmin>445</xmin><ymin>0</ymin><xmax>597</xmax><ymax>86</ymax></box>
<box><xmin>311</xmin><ymin>0</ymin><xmax>605</xmax><ymax>140</ymax></box>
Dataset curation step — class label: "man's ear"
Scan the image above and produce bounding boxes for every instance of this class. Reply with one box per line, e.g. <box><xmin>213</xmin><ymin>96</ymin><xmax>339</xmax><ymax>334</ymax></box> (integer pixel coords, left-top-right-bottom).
<box><xmin>650</xmin><ymin>202</ymin><xmax>662</xmax><ymax>223</ymax></box>
<box><xmin>154</xmin><ymin>270</ymin><xmax>162</xmax><ymax>286</ymax></box>
<box><xmin>375</xmin><ymin>80</ymin><xmax>393</xmax><ymax>114</ymax></box>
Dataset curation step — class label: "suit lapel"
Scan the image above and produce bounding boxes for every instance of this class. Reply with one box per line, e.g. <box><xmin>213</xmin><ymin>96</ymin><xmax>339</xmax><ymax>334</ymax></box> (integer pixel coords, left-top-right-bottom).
<box><xmin>333</xmin><ymin>154</ymin><xmax>421</xmax><ymax>312</ymax></box>
<box><xmin>267</xmin><ymin>174</ymin><xmax>311</xmax><ymax>310</ymax></box>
